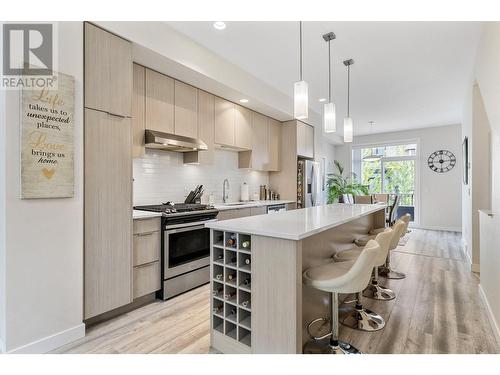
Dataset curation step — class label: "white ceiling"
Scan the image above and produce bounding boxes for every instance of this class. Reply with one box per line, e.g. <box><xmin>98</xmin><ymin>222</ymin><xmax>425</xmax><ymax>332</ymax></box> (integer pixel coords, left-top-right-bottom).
<box><xmin>167</xmin><ymin>21</ymin><xmax>482</xmax><ymax>136</ymax></box>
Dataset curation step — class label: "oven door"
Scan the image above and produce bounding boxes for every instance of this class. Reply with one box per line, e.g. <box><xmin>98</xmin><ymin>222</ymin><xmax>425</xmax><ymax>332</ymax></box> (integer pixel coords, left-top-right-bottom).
<box><xmin>164</xmin><ymin>222</ymin><xmax>212</xmax><ymax>279</ymax></box>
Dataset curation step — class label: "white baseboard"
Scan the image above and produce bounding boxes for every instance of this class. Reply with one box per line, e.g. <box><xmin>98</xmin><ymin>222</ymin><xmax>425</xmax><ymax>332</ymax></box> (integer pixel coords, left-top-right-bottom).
<box><xmin>478</xmin><ymin>284</ymin><xmax>500</xmax><ymax>347</ymax></box>
<box><xmin>409</xmin><ymin>224</ymin><xmax>462</xmax><ymax>232</ymax></box>
<box><xmin>7</xmin><ymin>323</ymin><xmax>85</xmax><ymax>354</ymax></box>
<box><xmin>461</xmin><ymin>238</ymin><xmax>480</xmax><ymax>272</ymax></box>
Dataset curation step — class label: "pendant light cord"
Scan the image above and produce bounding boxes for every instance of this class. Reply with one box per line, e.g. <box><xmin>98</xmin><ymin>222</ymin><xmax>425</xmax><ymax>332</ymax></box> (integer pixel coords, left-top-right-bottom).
<box><xmin>299</xmin><ymin>21</ymin><xmax>303</xmax><ymax>81</ymax></box>
<box><xmin>328</xmin><ymin>40</ymin><xmax>331</xmax><ymax>102</ymax></box>
<box><xmin>347</xmin><ymin>65</ymin><xmax>350</xmax><ymax>117</ymax></box>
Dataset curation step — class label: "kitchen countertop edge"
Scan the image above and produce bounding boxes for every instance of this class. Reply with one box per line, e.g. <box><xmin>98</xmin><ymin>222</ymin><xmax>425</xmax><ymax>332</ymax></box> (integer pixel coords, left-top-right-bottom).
<box><xmin>205</xmin><ymin>204</ymin><xmax>386</xmax><ymax>241</ymax></box>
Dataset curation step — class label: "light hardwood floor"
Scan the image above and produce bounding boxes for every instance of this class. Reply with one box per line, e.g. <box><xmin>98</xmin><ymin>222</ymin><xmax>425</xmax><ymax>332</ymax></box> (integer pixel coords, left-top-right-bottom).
<box><xmin>55</xmin><ymin>229</ymin><xmax>498</xmax><ymax>354</ymax></box>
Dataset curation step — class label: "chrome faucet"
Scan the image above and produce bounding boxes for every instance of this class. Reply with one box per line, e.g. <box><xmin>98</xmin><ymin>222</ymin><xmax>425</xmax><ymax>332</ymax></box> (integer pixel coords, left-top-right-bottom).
<box><xmin>223</xmin><ymin>179</ymin><xmax>229</xmax><ymax>203</ymax></box>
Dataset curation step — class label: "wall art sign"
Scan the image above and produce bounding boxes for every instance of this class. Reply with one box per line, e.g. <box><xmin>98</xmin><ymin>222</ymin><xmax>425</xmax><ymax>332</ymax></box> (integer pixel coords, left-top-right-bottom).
<box><xmin>20</xmin><ymin>72</ymin><xmax>75</xmax><ymax>198</ymax></box>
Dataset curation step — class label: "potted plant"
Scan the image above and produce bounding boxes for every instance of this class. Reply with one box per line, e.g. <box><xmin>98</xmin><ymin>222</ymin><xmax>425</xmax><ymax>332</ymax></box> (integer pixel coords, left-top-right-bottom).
<box><xmin>327</xmin><ymin>160</ymin><xmax>369</xmax><ymax>204</ymax></box>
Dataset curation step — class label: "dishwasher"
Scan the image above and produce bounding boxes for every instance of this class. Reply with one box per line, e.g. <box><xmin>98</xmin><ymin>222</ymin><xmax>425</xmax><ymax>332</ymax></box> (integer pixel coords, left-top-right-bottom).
<box><xmin>267</xmin><ymin>203</ymin><xmax>287</xmax><ymax>214</ymax></box>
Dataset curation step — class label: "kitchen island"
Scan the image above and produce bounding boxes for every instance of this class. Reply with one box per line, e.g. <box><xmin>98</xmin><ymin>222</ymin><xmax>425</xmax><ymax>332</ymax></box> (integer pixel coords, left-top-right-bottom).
<box><xmin>205</xmin><ymin>203</ymin><xmax>386</xmax><ymax>354</ymax></box>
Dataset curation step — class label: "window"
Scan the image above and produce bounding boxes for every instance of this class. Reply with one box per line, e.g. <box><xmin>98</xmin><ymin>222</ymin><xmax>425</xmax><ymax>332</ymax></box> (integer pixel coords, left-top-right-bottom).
<box><xmin>352</xmin><ymin>142</ymin><xmax>418</xmax><ymax>222</ymax></box>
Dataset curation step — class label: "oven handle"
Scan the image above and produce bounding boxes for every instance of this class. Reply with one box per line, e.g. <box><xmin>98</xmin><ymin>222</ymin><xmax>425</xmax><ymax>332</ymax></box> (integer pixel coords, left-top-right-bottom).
<box><xmin>165</xmin><ymin>218</ymin><xmax>218</xmax><ymax>231</ymax></box>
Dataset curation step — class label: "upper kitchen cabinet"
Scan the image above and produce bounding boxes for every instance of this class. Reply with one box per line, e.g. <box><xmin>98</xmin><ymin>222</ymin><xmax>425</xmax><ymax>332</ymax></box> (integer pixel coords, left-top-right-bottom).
<box><xmin>174</xmin><ymin>80</ymin><xmax>198</xmax><ymax>138</ymax></box>
<box><xmin>145</xmin><ymin>68</ymin><xmax>174</xmax><ymax>134</ymax></box>
<box><xmin>214</xmin><ymin>97</ymin><xmax>235</xmax><ymax>147</ymax></box>
<box><xmin>234</xmin><ymin>105</ymin><xmax>253</xmax><ymax>150</ymax></box>
<box><xmin>267</xmin><ymin>118</ymin><xmax>281</xmax><ymax>171</ymax></box>
<box><xmin>250</xmin><ymin>112</ymin><xmax>268</xmax><ymax>170</ymax></box>
<box><xmin>238</xmin><ymin>113</ymin><xmax>281</xmax><ymax>171</ymax></box>
<box><xmin>296</xmin><ymin>121</ymin><xmax>314</xmax><ymax>159</ymax></box>
<box><xmin>132</xmin><ymin>63</ymin><xmax>145</xmax><ymax>158</ymax></box>
<box><xmin>184</xmin><ymin>90</ymin><xmax>215</xmax><ymax>165</ymax></box>
<box><xmin>84</xmin><ymin>23</ymin><xmax>132</xmax><ymax>117</ymax></box>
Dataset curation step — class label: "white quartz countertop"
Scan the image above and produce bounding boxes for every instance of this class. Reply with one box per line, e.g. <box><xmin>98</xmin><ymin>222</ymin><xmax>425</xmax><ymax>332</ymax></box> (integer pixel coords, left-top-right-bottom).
<box><xmin>205</xmin><ymin>203</ymin><xmax>385</xmax><ymax>240</ymax></box>
<box><xmin>213</xmin><ymin>200</ymin><xmax>295</xmax><ymax>211</ymax></box>
<box><xmin>133</xmin><ymin>210</ymin><xmax>163</xmax><ymax>219</ymax></box>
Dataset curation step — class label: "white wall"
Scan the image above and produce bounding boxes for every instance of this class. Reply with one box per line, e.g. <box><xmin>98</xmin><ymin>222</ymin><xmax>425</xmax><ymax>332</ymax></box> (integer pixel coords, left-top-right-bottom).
<box><xmin>0</xmin><ymin>29</ymin><xmax>6</xmax><ymax>351</ymax></box>
<box><xmin>462</xmin><ymin>83</ymin><xmax>491</xmax><ymax>270</ymax></box>
<box><xmin>334</xmin><ymin>124</ymin><xmax>462</xmax><ymax>231</ymax></box>
<box><xmin>0</xmin><ymin>22</ymin><xmax>84</xmax><ymax>353</ymax></box>
<box><xmin>471</xmin><ymin>22</ymin><xmax>500</xmax><ymax>340</ymax></box>
<box><xmin>133</xmin><ymin>150</ymin><xmax>269</xmax><ymax>204</ymax></box>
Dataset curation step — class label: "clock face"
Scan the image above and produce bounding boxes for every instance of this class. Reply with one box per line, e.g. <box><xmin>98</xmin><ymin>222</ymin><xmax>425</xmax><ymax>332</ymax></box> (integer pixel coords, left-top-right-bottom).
<box><xmin>428</xmin><ymin>150</ymin><xmax>456</xmax><ymax>173</ymax></box>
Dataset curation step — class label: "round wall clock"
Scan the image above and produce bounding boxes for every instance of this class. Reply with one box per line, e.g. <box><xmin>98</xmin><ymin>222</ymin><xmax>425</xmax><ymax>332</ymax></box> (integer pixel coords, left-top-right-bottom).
<box><xmin>428</xmin><ymin>150</ymin><xmax>456</xmax><ymax>173</ymax></box>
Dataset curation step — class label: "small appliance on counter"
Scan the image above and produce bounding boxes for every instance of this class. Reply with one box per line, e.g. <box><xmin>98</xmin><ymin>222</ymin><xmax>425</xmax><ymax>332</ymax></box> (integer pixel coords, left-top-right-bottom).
<box><xmin>240</xmin><ymin>182</ymin><xmax>249</xmax><ymax>202</ymax></box>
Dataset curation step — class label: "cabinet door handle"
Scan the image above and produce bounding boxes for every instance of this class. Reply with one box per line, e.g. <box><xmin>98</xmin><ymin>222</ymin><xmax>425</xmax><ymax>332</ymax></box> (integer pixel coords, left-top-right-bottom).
<box><xmin>106</xmin><ymin>111</ymin><xmax>130</xmax><ymax>119</ymax></box>
<box><xmin>135</xmin><ymin>231</ymin><xmax>157</xmax><ymax>237</ymax></box>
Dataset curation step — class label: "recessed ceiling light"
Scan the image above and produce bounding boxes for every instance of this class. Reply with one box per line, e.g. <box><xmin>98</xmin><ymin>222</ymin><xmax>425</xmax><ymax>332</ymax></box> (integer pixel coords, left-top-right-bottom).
<box><xmin>239</xmin><ymin>99</ymin><xmax>249</xmax><ymax>103</ymax></box>
<box><xmin>318</xmin><ymin>98</ymin><xmax>327</xmax><ymax>102</ymax></box>
<box><xmin>213</xmin><ymin>21</ymin><xmax>226</xmax><ymax>30</ymax></box>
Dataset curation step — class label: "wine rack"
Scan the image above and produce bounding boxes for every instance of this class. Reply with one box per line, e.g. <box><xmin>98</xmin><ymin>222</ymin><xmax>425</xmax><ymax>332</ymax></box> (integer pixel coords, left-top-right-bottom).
<box><xmin>211</xmin><ymin>230</ymin><xmax>252</xmax><ymax>349</ymax></box>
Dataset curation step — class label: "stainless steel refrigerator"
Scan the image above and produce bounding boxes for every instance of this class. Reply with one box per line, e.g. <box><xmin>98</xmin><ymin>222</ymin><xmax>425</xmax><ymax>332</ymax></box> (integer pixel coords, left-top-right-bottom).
<box><xmin>297</xmin><ymin>159</ymin><xmax>322</xmax><ymax>208</ymax></box>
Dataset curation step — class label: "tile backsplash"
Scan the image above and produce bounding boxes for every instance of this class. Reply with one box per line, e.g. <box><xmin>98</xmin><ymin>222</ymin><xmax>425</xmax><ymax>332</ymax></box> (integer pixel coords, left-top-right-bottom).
<box><xmin>133</xmin><ymin>149</ymin><xmax>270</xmax><ymax>205</ymax></box>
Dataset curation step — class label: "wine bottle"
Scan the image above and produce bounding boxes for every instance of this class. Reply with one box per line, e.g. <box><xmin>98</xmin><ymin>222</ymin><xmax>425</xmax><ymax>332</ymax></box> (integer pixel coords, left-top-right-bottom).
<box><xmin>212</xmin><ymin>305</ymin><xmax>223</xmax><ymax>314</ymax></box>
<box><xmin>212</xmin><ymin>286</ymin><xmax>223</xmax><ymax>296</ymax></box>
<box><xmin>227</xmin><ymin>272</ymin><xmax>236</xmax><ymax>281</ymax></box>
<box><xmin>216</xmin><ymin>254</ymin><xmax>223</xmax><ymax>260</ymax></box>
<box><xmin>215</xmin><ymin>273</ymin><xmax>223</xmax><ymax>280</ymax></box>
<box><xmin>229</xmin><ymin>256</ymin><xmax>237</xmax><ymax>263</ymax></box>
<box><xmin>226</xmin><ymin>234</ymin><xmax>236</xmax><ymax>247</ymax></box>
<box><xmin>224</xmin><ymin>290</ymin><xmax>235</xmax><ymax>300</ymax></box>
<box><xmin>229</xmin><ymin>307</ymin><xmax>237</xmax><ymax>316</ymax></box>
<box><xmin>242</xmin><ymin>277</ymin><xmax>251</xmax><ymax>286</ymax></box>
<box><xmin>241</xmin><ymin>299</ymin><xmax>250</xmax><ymax>308</ymax></box>
<box><xmin>241</xmin><ymin>240</ymin><xmax>250</xmax><ymax>248</ymax></box>
<box><xmin>244</xmin><ymin>258</ymin><xmax>251</xmax><ymax>265</ymax></box>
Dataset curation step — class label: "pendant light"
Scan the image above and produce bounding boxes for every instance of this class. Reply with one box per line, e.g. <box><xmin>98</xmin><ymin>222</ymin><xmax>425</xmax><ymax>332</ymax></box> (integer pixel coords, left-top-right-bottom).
<box><xmin>363</xmin><ymin>121</ymin><xmax>382</xmax><ymax>161</ymax></box>
<box><xmin>294</xmin><ymin>21</ymin><xmax>308</xmax><ymax>120</ymax></box>
<box><xmin>322</xmin><ymin>32</ymin><xmax>336</xmax><ymax>133</ymax></box>
<box><xmin>343</xmin><ymin>59</ymin><xmax>354</xmax><ymax>143</ymax></box>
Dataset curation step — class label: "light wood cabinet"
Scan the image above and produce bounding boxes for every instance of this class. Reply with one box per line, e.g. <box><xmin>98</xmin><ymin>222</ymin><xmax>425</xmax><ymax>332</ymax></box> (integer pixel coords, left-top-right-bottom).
<box><xmin>84</xmin><ymin>23</ymin><xmax>132</xmax><ymax>117</ymax></box>
<box><xmin>84</xmin><ymin>108</ymin><xmax>133</xmax><ymax>319</ymax></box>
<box><xmin>214</xmin><ymin>97</ymin><xmax>235</xmax><ymax>147</ymax></box>
<box><xmin>267</xmin><ymin>118</ymin><xmax>281</xmax><ymax>171</ymax></box>
<box><xmin>145</xmin><ymin>68</ymin><xmax>174</xmax><ymax>133</ymax></box>
<box><xmin>133</xmin><ymin>262</ymin><xmax>161</xmax><ymax>299</ymax></box>
<box><xmin>174</xmin><ymin>80</ymin><xmax>198</xmax><ymax>138</ymax></box>
<box><xmin>132</xmin><ymin>63</ymin><xmax>145</xmax><ymax>158</ymax></box>
<box><xmin>251</xmin><ymin>112</ymin><xmax>269</xmax><ymax>171</ymax></box>
<box><xmin>234</xmin><ymin>105</ymin><xmax>252</xmax><ymax>150</ymax></box>
<box><xmin>184</xmin><ymin>90</ymin><xmax>215</xmax><ymax>165</ymax></box>
<box><xmin>250</xmin><ymin>206</ymin><xmax>267</xmax><ymax>216</ymax></box>
<box><xmin>297</xmin><ymin>121</ymin><xmax>314</xmax><ymax>159</ymax></box>
<box><xmin>132</xmin><ymin>217</ymin><xmax>161</xmax><ymax>299</ymax></box>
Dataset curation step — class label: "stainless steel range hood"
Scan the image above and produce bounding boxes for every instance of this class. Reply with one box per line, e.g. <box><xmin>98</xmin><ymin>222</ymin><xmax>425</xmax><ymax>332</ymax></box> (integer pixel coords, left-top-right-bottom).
<box><xmin>144</xmin><ymin>129</ymin><xmax>208</xmax><ymax>152</ymax></box>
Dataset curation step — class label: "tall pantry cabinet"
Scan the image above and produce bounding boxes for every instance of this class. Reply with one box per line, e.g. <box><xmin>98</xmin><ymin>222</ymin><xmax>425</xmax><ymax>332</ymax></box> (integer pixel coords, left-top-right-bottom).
<box><xmin>84</xmin><ymin>23</ymin><xmax>133</xmax><ymax>319</ymax></box>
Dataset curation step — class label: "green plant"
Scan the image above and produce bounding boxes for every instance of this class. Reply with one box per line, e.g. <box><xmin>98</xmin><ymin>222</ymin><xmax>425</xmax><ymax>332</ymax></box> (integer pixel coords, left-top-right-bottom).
<box><xmin>327</xmin><ymin>160</ymin><xmax>369</xmax><ymax>203</ymax></box>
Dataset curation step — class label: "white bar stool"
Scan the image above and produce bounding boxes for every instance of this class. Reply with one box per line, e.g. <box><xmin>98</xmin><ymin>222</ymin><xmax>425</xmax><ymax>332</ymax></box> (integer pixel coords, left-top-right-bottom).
<box><xmin>333</xmin><ymin>229</ymin><xmax>394</xmax><ymax>331</ymax></box>
<box><xmin>355</xmin><ymin>216</ymin><xmax>408</xmax><ymax>279</ymax></box>
<box><xmin>302</xmin><ymin>240</ymin><xmax>380</xmax><ymax>354</ymax></box>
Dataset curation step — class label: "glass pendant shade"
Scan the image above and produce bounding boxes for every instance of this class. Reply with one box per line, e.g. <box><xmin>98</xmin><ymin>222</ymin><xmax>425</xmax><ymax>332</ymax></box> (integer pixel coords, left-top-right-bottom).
<box><xmin>323</xmin><ymin>102</ymin><xmax>336</xmax><ymax>133</ymax></box>
<box><xmin>344</xmin><ymin>117</ymin><xmax>353</xmax><ymax>143</ymax></box>
<box><xmin>294</xmin><ymin>80</ymin><xmax>309</xmax><ymax>120</ymax></box>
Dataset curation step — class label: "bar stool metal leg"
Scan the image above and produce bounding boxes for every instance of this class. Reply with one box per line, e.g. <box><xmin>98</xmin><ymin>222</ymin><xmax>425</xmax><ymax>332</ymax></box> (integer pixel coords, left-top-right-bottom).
<box><xmin>363</xmin><ymin>266</ymin><xmax>396</xmax><ymax>301</ymax></box>
<box><xmin>339</xmin><ymin>292</ymin><xmax>385</xmax><ymax>331</ymax></box>
<box><xmin>378</xmin><ymin>252</ymin><xmax>406</xmax><ymax>280</ymax></box>
<box><xmin>303</xmin><ymin>293</ymin><xmax>362</xmax><ymax>354</ymax></box>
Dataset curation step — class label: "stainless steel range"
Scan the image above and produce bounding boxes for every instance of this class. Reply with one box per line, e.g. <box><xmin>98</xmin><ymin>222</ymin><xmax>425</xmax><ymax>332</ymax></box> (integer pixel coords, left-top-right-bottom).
<box><xmin>134</xmin><ymin>202</ymin><xmax>219</xmax><ymax>300</ymax></box>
